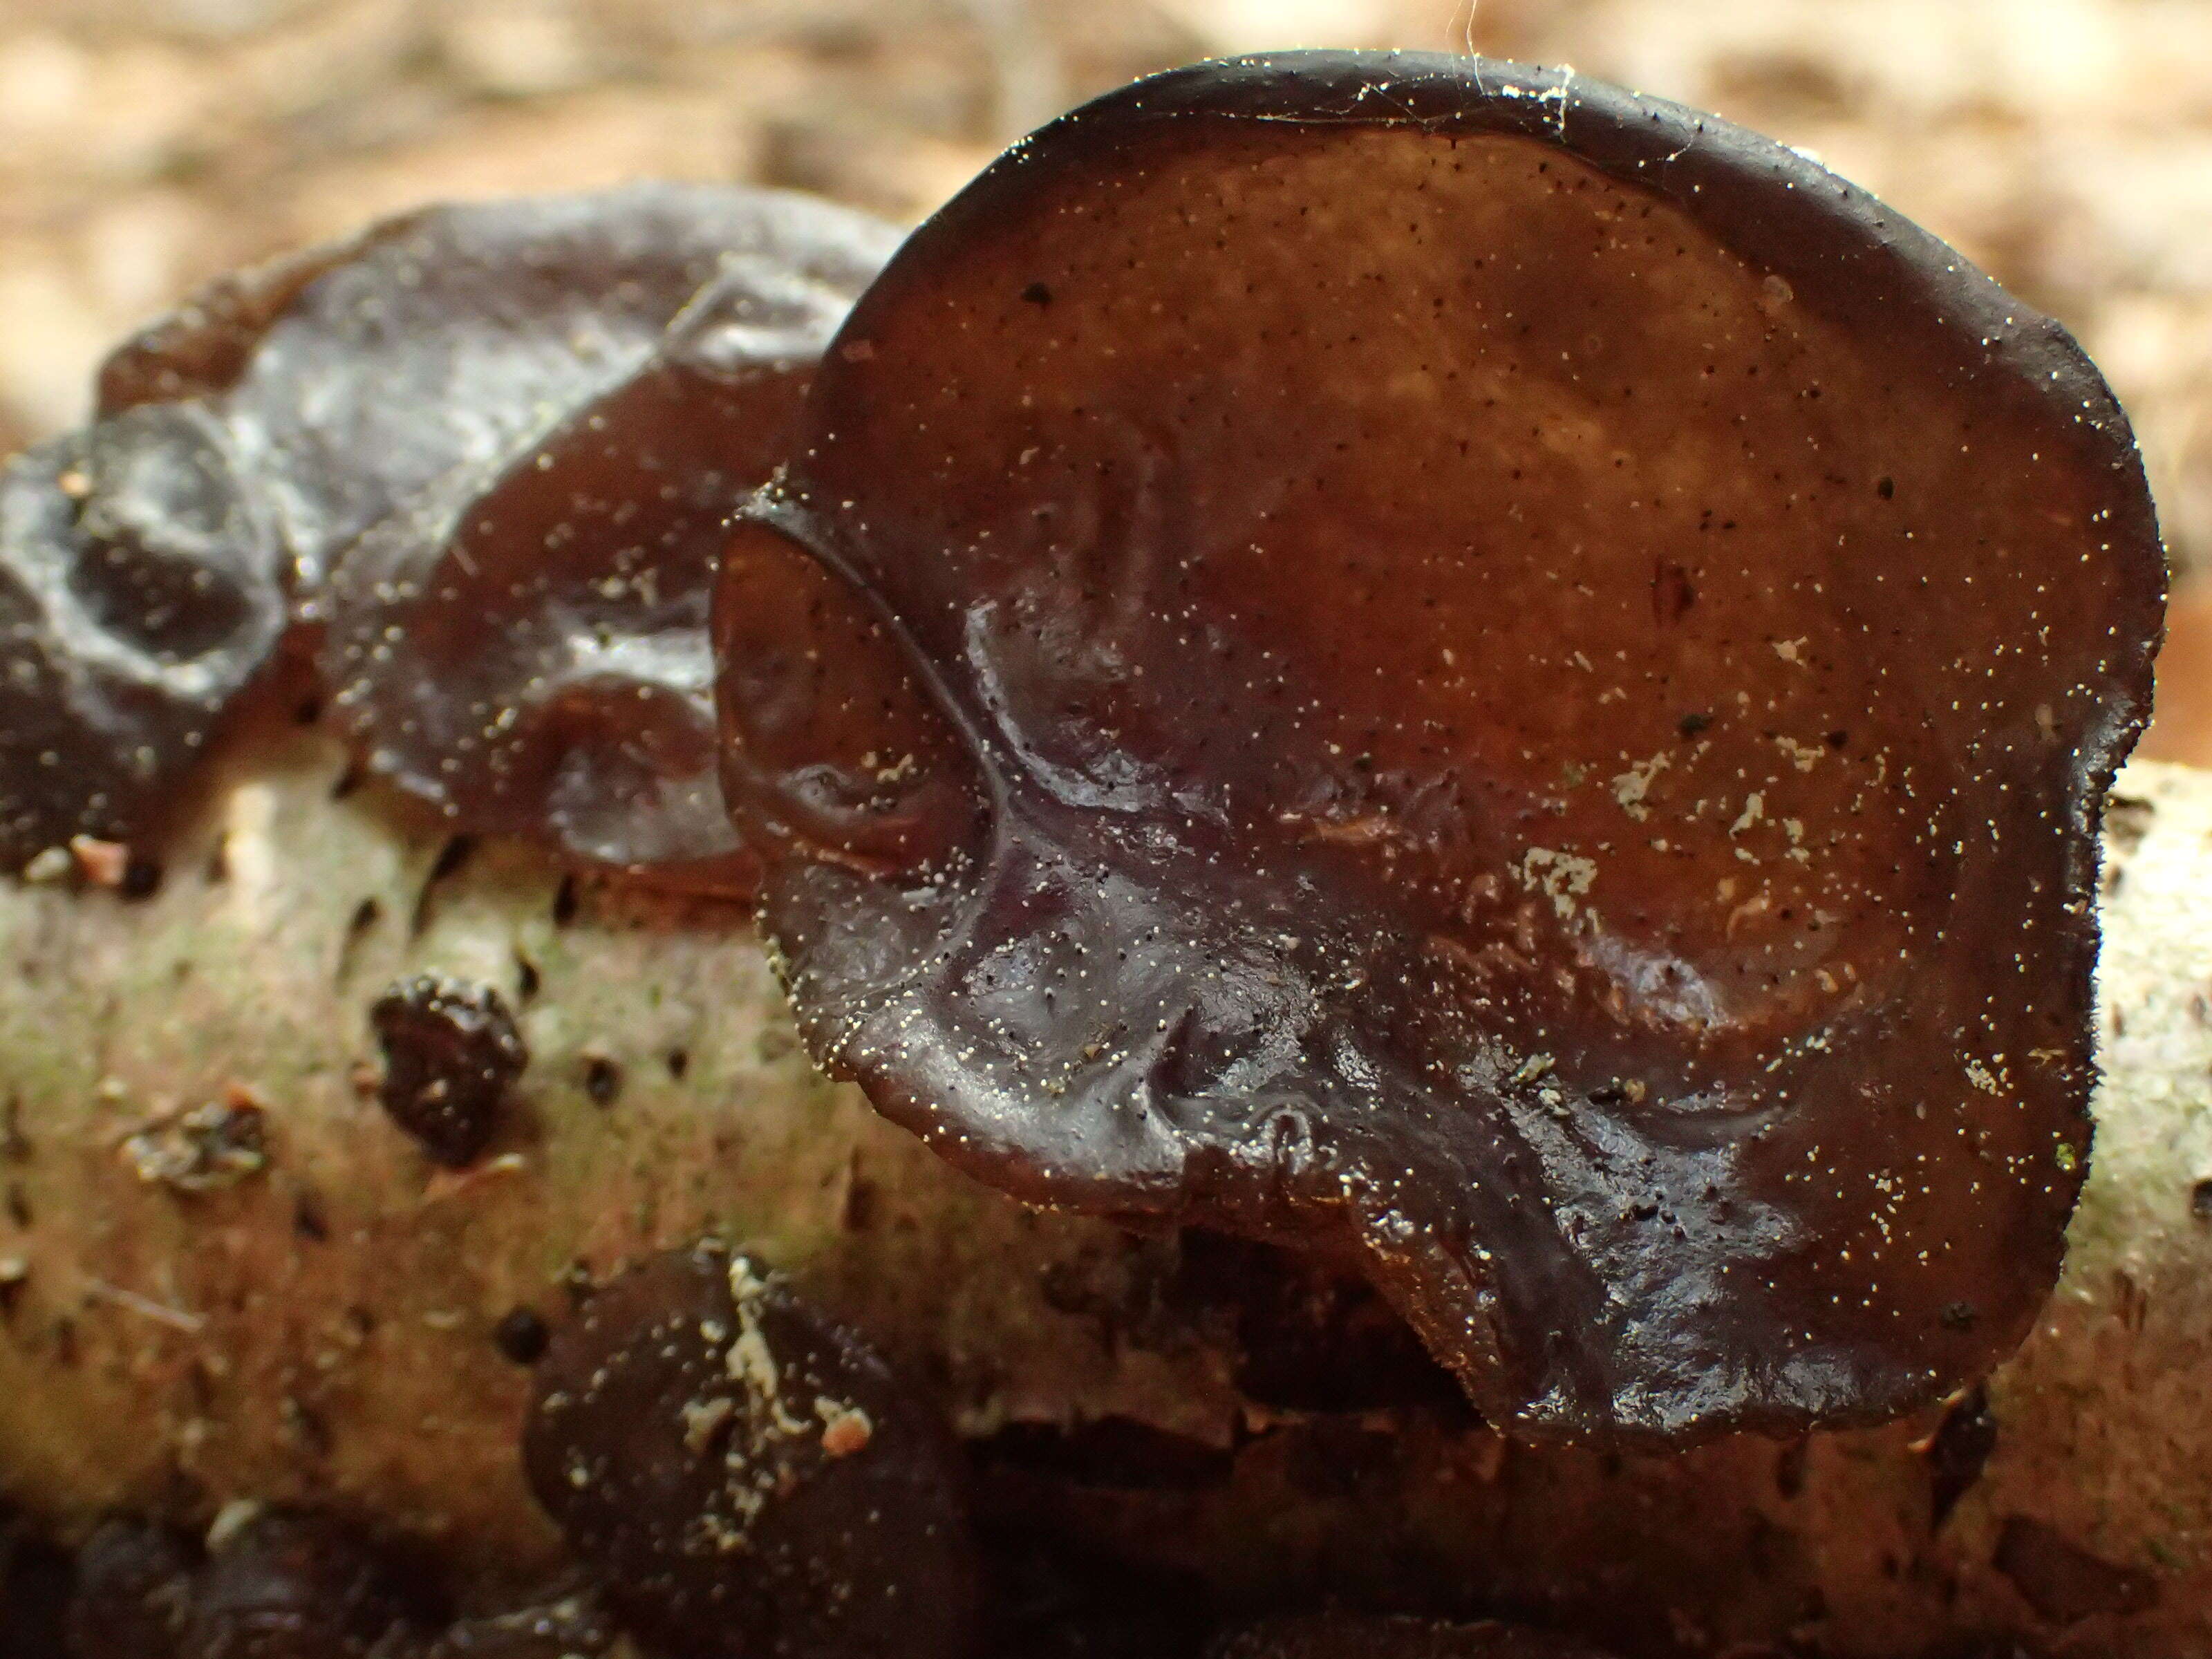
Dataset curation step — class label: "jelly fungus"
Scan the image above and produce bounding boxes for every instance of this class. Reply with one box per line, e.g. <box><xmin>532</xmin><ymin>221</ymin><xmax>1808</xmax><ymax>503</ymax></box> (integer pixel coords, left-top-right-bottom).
<box><xmin>3</xmin><ymin>185</ymin><xmax>897</xmax><ymax>880</ymax></box>
<box><xmin>714</xmin><ymin>53</ymin><xmax>2166</xmax><ymax>1440</ymax></box>
<box><xmin>522</xmin><ymin>1241</ymin><xmax>980</xmax><ymax>1659</ymax></box>
<box><xmin>319</xmin><ymin>196</ymin><xmax>897</xmax><ymax>885</ymax></box>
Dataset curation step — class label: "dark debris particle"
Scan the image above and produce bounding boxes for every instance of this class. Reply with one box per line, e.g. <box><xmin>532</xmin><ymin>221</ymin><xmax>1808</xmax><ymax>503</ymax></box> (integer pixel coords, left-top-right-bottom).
<box><xmin>291</xmin><ymin>1189</ymin><xmax>330</xmax><ymax>1243</ymax></box>
<box><xmin>368</xmin><ymin>975</ymin><xmax>527</xmax><ymax>1168</ymax></box>
<box><xmin>1940</xmin><ymin>1302</ymin><xmax>1979</xmax><ymax>1333</ymax></box>
<box><xmin>122</xmin><ymin>1094</ymin><xmax>269</xmax><ymax>1194</ymax></box>
<box><xmin>492</xmin><ymin>1304</ymin><xmax>551</xmax><ymax>1366</ymax></box>
<box><xmin>2191</xmin><ymin>1179</ymin><xmax>2212</xmax><ymax>1221</ymax></box>
<box><xmin>1992</xmin><ymin>1515</ymin><xmax>2162</xmax><ymax>1625</ymax></box>
<box><xmin>523</xmin><ymin>1239</ymin><xmax>980</xmax><ymax>1659</ymax></box>
<box><xmin>1922</xmin><ymin>1383</ymin><xmax>1997</xmax><ymax>1528</ymax></box>
<box><xmin>580</xmin><ymin>1053</ymin><xmax>622</xmax><ymax>1109</ymax></box>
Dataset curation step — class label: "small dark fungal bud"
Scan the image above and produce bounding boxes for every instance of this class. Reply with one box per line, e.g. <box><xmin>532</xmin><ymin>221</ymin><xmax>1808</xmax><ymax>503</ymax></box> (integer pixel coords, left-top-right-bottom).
<box><xmin>491</xmin><ymin>1305</ymin><xmax>550</xmax><ymax>1367</ymax></box>
<box><xmin>65</xmin><ymin>1517</ymin><xmax>200</xmax><ymax>1659</ymax></box>
<box><xmin>183</xmin><ymin>1508</ymin><xmax>418</xmax><ymax>1659</ymax></box>
<box><xmin>522</xmin><ymin>1240</ymin><xmax>980</xmax><ymax>1659</ymax></box>
<box><xmin>368</xmin><ymin>975</ymin><xmax>527</xmax><ymax>1168</ymax></box>
<box><xmin>1209</xmin><ymin>1614</ymin><xmax>1618</xmax><ymax>1659</ymax></box>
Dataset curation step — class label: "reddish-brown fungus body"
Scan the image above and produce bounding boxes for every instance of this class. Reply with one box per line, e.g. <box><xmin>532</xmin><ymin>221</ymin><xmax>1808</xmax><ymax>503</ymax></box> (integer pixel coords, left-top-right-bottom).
<box><xmin>522</xmin><ymin>1242</ymin><xmax>980</xmax><ymax>1659</ymax></box>
<box><xmin>3</xmin><ymin>185</ymin><xmax>897</xmax><ymax>879</ymax></box>
<box><xmin>0</xmin><ymin>408</ymin><xmax>287</xmax><ymax>866</ymax></box>
<box><xmin>715</xmin><ymin>53</ymin><xmax>2165</xmax><ymax>1440</ymax></box>
<box><xmin>316</xmin><ymin>194</ymin><xmax>896</xmax><ymax>885</ymax></box>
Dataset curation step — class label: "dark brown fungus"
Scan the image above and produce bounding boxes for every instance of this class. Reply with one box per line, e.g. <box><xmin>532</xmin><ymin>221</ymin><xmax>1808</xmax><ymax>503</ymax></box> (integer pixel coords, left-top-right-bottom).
<box><xmin>368</xmin><ymin>975</ymin><xmax>527</xmax><ymax>1168</ymax></box>
<box><xmin>1209</xmin><ymin>1615</ymin><xmax>1617</xmax><ymax>1659</ymax></box>
<box><xmin>0</xmin><ymin>409</ymin><xmax>286</xmax><ymax>868</ymax></box>
<box><xmin>713</xmin><ymin>53</ymin><xmax>2166</xmax><ymax>1440</ymax></box>
<box><xmin>183</xmin><ymin>1508</ymin><xmax>418</xmax><ymax>1659</ymax></box>
<box><xmin>66</xmin><ymin>1519</ymin><xmax>198</xmax><ymax>1659</ymax></box>
<box><xmin>521</xmin><ymin>1240</ymin><xmax>980</xmax><ymax>1659</ymax></box>
<box><xmin>319</xmin><ymin>196</ymin><xmax>897</xmax><ymax>886</ymax></box>
<box><xmin>3</xmin><ymin>184</ymin><xmax>897</xmax><ymax>880</ymax></box>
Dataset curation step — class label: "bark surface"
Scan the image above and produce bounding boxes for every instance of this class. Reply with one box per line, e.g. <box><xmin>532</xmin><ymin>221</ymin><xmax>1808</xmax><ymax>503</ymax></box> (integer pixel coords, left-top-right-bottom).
<box><xmin>4</xmin><ymin>714</ymin><xmax>2212</xmax><ymax>1655</ymax></box>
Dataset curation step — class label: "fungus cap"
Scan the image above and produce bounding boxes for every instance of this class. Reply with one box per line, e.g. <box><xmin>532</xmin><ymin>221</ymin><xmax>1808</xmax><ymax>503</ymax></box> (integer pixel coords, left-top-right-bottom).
<box><xmin>3</xmin><ymin>183</ymin><xmax>897</xmax><ymax>877</ymax></box>
<box><xmin>715</xmin><ymin>53</ymin><xmax>2166</xmax><ymax>1440</ymax></box>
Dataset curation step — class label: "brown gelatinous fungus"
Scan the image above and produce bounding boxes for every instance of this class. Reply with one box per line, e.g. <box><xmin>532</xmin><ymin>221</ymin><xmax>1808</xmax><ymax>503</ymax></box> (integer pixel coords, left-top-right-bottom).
<box><xmin>319</xmin><ymin>197</ymin><xmax>898</xmax><ymax>887</ymax></box>
<box><xmin>369</xmin><ymin>975</ymin><xmax>529</xmax><ymax>1168</ymax></box>
<box><xmin>1210</xmin><ymin>1615</ymin><xmax>1618</xmax><ymax>1659</ymax></box>
<box><xmin>99</xmin><ymin>185</ymin><xmax>894</xmax><ymax>600</ymax></box>
<box><xmin>521</xmin><ymin>1241</ymin><xmax>980</xmax><ymax>1659</ymax></box>
<box><xmin>0</xmin><ymin>411</ymin><xmax>285</xmax><ymax>870</ymax></box>
<box><xmin>3</xmin><ymin>184</ymin><xmax>897</xmax><ymax>883</ymax></box>
<box><xmin>714</xmin><ymin>53</ymin><xmax>2166</xmax><ymax>1441</ymax></box>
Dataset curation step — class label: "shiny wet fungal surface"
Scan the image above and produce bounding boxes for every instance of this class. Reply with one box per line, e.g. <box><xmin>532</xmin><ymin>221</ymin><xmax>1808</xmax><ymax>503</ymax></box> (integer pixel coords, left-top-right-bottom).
<box><xmin>3</xmin><ymin>184</ymin><xmax>898</xmax><ymax>883</ymax></box>
<box><xmin>715</xmin><ymin>52</ymin><xmax>2164</xmax><ymax>1441</ymax></box>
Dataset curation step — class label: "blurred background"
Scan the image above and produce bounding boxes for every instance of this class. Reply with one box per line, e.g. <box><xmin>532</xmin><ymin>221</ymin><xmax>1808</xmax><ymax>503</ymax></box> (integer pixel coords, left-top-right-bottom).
<box><xmin>5</xmin><ymin>0</ymin><xmax>2211</xmax><ymax>753</ymax></box>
